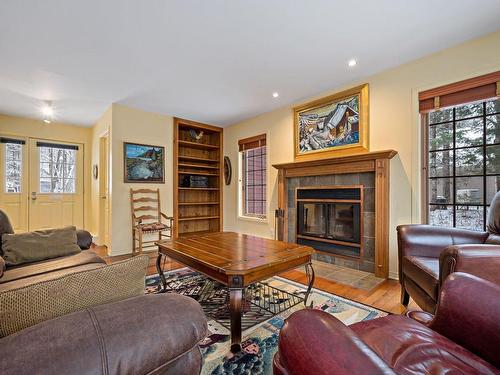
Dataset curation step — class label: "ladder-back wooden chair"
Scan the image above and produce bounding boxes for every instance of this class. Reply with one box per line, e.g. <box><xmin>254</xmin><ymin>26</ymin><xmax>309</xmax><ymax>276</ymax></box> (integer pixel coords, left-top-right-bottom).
<box><xmin>130</xmin><ymin>188</ymin><xmax>173</xmax><ymax>253</ymax></box>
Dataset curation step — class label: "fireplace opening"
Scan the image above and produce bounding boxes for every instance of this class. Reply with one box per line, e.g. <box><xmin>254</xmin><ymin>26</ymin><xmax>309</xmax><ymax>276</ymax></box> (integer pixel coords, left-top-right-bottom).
<box><xmin>296</xmin><ymin>186</ymin><xmax>363</xmax><ymax>259</ymax></box>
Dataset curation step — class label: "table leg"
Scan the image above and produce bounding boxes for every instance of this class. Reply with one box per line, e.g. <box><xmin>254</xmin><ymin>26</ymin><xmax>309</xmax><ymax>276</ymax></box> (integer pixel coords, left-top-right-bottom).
<box><xmin>304</xmin><ymin>262</ymin><xmax>315</xmax><ymax>307</ymax></box>
<box><xmin>156</xmin><ymin>252</ymin><xmax>168</xmax><ymax>292</ymax></box>
<box><xmin>229</xmin><ymin>287</ymin><xmax>243</xmax><ymax>353</ymax></box>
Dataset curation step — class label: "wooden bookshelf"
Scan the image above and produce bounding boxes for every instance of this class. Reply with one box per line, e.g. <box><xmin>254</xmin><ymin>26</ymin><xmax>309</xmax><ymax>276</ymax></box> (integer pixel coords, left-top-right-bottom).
<box><xmin>173</xmin><ymin>118</ymin><xmax>223</xmax><ymax>238</ymax></box>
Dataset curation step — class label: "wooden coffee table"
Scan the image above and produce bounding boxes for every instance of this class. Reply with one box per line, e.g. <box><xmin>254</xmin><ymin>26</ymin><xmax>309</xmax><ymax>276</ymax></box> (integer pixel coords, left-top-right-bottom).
<box><xmin>156</xmin><ymin>231</ymin><xmax>315</xmax><ymax>352</ymax></box>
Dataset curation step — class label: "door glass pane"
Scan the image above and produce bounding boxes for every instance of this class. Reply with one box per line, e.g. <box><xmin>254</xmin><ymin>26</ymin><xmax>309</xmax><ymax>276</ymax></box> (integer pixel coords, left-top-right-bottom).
<box><xmin>39</xmin><ymin>146</ymin><xmax>77</xmax><ymax>193</ymax></box>
<box><xmin>429</xmin><ymin>178</ymin><xmax>453</xmax><ymax>204</ymax></box>
<box><xmin>455</xmin><ymin>118</ymin><xmax>483</xmax><ymax>147</ymax></box>
<box><xmin>4</xmin><ymin>143</ymin><xmax>22</xmax><ymax>193</ymax></box>
<box><xmin>456</xmin><ymin>147</ymin><xmax>483</xmax><ymax>176</ymax></box>
<box><xmin>456</xmin><ymin>177</ymin><xmax>483</xmax><ymax>205</ymax></box>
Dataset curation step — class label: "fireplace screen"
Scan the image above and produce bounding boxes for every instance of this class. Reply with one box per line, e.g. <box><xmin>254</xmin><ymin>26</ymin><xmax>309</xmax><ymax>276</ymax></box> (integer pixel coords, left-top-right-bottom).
<box><xmin>298</xmin><ymin>202</ymin><xmax>360</xmax><ymax>244</ymax></box>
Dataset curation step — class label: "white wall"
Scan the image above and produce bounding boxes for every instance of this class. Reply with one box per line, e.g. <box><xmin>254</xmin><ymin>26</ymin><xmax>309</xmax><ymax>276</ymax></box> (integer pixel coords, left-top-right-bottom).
<box><xmin>223</xmin><ymin>30</ymin><xmax>500</xmax><ymax>279</ymax></box>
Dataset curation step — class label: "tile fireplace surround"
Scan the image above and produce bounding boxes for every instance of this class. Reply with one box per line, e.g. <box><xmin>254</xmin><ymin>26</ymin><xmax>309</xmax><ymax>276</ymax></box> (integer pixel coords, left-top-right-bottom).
<box><xmin>273</xmin><ymin>150</ymin><xmax>397</xmax><ymax>278</ymax></box>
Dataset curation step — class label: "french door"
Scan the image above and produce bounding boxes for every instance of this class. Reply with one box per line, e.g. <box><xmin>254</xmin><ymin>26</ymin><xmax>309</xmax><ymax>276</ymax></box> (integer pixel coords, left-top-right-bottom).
<box><xmin>0</xmin><ymin>136</ymin><xmax>84</xmax><ymax>232</ymax></box>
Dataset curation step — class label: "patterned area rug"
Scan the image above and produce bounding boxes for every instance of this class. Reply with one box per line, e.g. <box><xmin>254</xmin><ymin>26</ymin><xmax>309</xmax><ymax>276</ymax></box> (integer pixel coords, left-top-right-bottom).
<box><xmin>146</xmin><ymin>268</ymin><xmax>387</xmax><ymax>375</ymax></box>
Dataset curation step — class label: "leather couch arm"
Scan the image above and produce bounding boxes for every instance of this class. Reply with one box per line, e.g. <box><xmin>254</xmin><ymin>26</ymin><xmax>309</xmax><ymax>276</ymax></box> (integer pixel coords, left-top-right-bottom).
<box><xmin>439</xmin><ymin>244</ymin><xmax>500</xmax><ymax>285</ymax></box>
<box><xmin>397</xmin><ymin>225</ymin><xmax>488</xmax><ymax>282</ymax></box>
<box><xmin>397</xmin><ymin>224</ymin><xmax>488</xmax><ymax>258</ymax></box>
<box><xmin>0</xmin><ymin>293</ymin><xmax>208</xmax><ymax>375</ymax></box>
<box><xmin>274</xmin><ymin>309</ymin><xmax>395</xmax><ymax>375</ymax></box>
<box><xmin>429</xmin><ymin>272</ymin><xmax>500</xmax><ymax>369</ymax></box>
<box><xmin>76</xmin><ymin>229</ymin><xmax>93</xmax><ymax>250</ymax></box>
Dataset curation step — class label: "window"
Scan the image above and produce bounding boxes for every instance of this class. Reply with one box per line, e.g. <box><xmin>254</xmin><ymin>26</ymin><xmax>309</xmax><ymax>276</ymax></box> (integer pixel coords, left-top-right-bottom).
<box><xmin>239</xmin><ymin>134</ymin><xmax>267</xmax><ymax>219</ymax></box>
<box><xmin>425</xmin><ymin>98</ymin><xmax>499</xmax><ymax>231</ymax></box>
<box><xmin>2</xmin><ymin>138</ymin><xmax>24</xmax><ymax>193</ymax></box>
<box><xmin>38</xmin><ymin>142</ymin><xmax>78</xmax><ymax>193</ymax></box>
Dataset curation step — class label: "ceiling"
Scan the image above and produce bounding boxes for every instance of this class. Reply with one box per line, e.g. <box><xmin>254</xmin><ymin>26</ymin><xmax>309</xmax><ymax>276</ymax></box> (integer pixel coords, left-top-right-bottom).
<box><xmin>1</xmin><ymin>1</ymin><xmax>500</xmax><ymax>127</ymax></box>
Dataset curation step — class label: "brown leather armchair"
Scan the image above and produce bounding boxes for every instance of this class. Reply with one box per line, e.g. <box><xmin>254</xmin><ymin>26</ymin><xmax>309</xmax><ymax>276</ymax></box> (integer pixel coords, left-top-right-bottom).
<box><xmin>397</xmin><ymin>191</ymin><xmax>500</xmax><ymax>312</ymax></box>
<box><xmin>273</xmin><ymin>273</ymin><xmax>500</xmax><ymax>374</ymax></box>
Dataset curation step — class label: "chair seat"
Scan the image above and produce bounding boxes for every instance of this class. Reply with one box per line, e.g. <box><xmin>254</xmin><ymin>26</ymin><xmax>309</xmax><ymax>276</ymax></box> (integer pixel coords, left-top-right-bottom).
<box><xmin>351</xmin><ymin>315</ymin><xmax>498</xmax><ymax>374</ymax></box>
<box><xmin>402</xmin><ymin>256</ymin><xmax>439</xmax><ymax>299</ymax></box>
<box><xmin>137</xmin><ymin>222</ymin><xmax>169</xmax><ymax>232</ymax></box>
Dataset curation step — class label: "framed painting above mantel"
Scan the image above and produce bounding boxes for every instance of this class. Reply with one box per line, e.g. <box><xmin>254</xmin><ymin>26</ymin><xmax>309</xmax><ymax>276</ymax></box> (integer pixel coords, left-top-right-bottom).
<box><xmin>294</xmin><ymin>83</ymin><xmax>369</xmax><ymax>161</ymax></box>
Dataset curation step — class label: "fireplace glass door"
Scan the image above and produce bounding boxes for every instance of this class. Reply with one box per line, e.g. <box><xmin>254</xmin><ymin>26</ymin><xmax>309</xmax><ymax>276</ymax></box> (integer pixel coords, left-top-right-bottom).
<box><xmin>300</xmin><ymin>203</ymin><xmax>326</xmax><ymax>237</ymax></box>
<box><xmin>298</xmin><ymin>202</ymin><xmax>360</xmax><ymax>243</ymax></box>
<box><xmin>327</xmin><ymin>203</ymin><xmax>360</xmax><ymax>243</ymax></box>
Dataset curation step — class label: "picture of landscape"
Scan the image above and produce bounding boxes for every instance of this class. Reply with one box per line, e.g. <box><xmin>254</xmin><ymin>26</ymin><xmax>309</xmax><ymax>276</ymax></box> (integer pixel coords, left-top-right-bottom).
<box><xmin>297</xmin><ymin>94</ymin><xmax>360</xmax><ymax>154</ymax></box>
<box><xmin>124</xmin><ymin>142</ymin><xmax>165</xmax><ymax>183</ymax></box>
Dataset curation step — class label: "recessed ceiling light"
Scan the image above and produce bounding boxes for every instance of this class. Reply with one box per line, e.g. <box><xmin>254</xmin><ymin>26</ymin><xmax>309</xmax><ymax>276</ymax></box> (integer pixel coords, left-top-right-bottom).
<box><xmin>41</xmin><ymin>101</ymin><xmax>54</xmax><ymax>124</ymax></box>
<box><xmin>272</xmin><ymin>92</ymin><xmax>279</xmax><ymax>98</ymax></box>
<box><xmin>348</xmin><ymin>59</ymin><xmax>357</xmax><ymax>67</ymax></box>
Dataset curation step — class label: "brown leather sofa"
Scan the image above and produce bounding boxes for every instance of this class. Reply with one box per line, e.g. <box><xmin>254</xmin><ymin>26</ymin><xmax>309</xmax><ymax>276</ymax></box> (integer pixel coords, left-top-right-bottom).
<box><xmin>397</xmin><ymin>191</ymin><xmax>500</xmax><ymax>312</ymax></box>
<box><xmin>0</xmin><ymin>211</ymin><xmax>208</xmax><ymax>374</ymax></box>
<box><xmin>273</xmin><ymin>272</ymin><xmax>500</xmax><ymax>375</ymax></box>
<box><xmin>0</xmin><ymin>293</ymin><xmax>207</xmax><ymax>375</ymax></box>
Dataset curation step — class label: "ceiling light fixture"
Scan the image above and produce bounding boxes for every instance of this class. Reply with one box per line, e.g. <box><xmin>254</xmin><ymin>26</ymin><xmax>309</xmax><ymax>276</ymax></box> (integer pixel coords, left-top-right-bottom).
<box><xmin>41</xmin><ymin>101</ymin><xmax>54</xmax><ymax>124</ymax></box>
<box><xmin>272</xmin><ymin>92</ymin><xmax>279</xmax><ymax>98</ymax></box>
<box><xmin>348</xmin><ymin>59</ymin><xmax>357</xmax><ymax>67</ymax></box>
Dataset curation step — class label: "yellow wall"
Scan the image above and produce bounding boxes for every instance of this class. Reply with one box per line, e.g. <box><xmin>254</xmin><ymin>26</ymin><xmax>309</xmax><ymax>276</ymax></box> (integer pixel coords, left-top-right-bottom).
<box><xmin>108</xmin><ymin>104</ymin><xmax>173</xmax><ymax>255</ymax></box>
<box><xmin>0</xmin><ymin>114</ymin><xmax>93</xmax><ymax>230</ymax></box>
<box><xmin>223</xmin><ymin>30</ymin><xmax>500</xmax><ymax>279</ymax></box>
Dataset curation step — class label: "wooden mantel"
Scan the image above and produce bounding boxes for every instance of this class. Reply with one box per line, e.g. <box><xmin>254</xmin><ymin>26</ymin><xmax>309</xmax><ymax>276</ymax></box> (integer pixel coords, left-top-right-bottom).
<box><xmin>273</xmin><ymin>149</ymin><xmax>397</xmax><ymax>278</ymax></box>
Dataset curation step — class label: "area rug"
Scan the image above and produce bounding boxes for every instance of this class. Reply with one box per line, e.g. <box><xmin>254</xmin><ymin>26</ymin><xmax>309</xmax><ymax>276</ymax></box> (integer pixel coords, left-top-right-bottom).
<box><xmin>146</xmin><ymin>268</ymin><xmax>387</xmax><ymax>375</ymax></box>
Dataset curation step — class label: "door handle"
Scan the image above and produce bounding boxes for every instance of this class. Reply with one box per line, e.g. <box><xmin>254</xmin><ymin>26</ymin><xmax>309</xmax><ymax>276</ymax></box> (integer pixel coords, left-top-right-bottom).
<box><xmin>31</xmin><ymin>192</ymin><xmax>37</xmax><ymax>200</ymax></box>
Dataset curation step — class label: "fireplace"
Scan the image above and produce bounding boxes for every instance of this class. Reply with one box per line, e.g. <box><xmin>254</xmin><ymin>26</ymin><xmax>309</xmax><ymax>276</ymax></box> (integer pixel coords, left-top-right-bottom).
<box><xmin>296</xmin><ymin>186</ymin><xmax>363</xmax><ymax>258</ymax></box>
<box><xmin>273</xmin><ymin>150</ymin><xmax>397</xmax><ymax>278</ymax></box>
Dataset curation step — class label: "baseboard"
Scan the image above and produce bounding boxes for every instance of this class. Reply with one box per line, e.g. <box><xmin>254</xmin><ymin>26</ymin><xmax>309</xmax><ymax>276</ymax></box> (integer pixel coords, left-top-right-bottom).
<box><xmin>389</xmin><ymin>270</ymin><xmax>399</xmax><ymax>280</ymax></box>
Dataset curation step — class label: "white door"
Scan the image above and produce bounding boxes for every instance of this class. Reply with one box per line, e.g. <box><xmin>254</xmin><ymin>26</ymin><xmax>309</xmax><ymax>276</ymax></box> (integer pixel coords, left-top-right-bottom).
<box><xmin>0</xmin><ymin>137</ymin><xmax>28</xmax><ymax>232</ymax></box>
<box><xmin>28</xmin><ymin>139</ymin><xmax>84</xmax><ymax>230</ymax></box>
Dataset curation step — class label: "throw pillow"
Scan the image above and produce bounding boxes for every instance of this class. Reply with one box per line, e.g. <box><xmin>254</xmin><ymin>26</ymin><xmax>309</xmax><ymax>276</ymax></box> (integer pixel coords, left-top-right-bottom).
<box><xmin>0</xmin><ymin>254</ymin><xmax>148</xmax><ymax>337</ymax></box>
<box><xmin>2</xmin><ymin>226</ymin><xmax>81</xmax><ymax>266</ymax></box>
<box><xmin>0</xmin><ymin>210</ymin><xmax>14</xmax><ymax>256</ymax></box>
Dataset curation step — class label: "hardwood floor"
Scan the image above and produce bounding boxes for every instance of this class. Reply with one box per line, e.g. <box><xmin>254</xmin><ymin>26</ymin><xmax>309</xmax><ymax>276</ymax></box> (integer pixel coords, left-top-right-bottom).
<box><xmin>93</xmin><ymin>245</ymin><xmax>419</xmax><ymax>314</ymax></box>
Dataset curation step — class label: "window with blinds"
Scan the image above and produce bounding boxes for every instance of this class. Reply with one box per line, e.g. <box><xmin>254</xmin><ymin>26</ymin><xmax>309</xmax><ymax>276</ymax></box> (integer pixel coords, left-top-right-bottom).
<box><xmin>238</xmin><ymin>134</ymin><xmax>267</xmax><ymax>219</ymax></box>
<box><xmin>420</xmin><ymin>71</ymin><xmax>500</xmax><ymax>231</ymax></box>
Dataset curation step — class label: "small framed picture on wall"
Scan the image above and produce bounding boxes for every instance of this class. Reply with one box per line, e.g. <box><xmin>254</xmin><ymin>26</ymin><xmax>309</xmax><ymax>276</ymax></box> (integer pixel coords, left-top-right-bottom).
<box><xmin>124</xmin><ymin>142</ymin><xmax>165</xmax><ymax>183</ymax></box>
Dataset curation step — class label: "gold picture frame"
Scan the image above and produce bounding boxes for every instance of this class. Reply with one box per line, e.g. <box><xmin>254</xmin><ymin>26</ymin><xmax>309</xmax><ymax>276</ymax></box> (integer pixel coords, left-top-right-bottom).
<box><xmin>294</xmin><ymin>83</ymin><xmax>369</xmax><ymax>161</ymax></box>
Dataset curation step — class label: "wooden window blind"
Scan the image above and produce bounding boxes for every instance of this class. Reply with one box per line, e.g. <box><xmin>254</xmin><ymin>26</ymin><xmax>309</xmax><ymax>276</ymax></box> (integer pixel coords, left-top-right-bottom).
<box><xmin>419</xmin><ymin>71</ymin><xmax>500</xmax><ymax>113</ymax></box>
<box><xmin>238</xmin><ymin>134</ymin><xmax>266</xmax><ymax>152</ymax></box>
